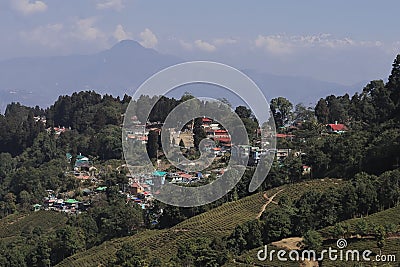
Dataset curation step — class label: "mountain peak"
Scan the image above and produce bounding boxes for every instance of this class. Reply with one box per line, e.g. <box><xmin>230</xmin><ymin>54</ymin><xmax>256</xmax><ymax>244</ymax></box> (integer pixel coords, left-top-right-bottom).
<box><xmin>110</xmin><ymin>40</ymin><xmax>146</xmax><ymax>51</ymax></box>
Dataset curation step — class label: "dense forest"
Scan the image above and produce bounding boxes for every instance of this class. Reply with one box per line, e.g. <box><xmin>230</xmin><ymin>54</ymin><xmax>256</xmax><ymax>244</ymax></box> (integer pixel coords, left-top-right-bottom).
<box><xmin>0</xmin><ymin>55</ymin><xmax>399</xmax><ymax>266</ymax></box>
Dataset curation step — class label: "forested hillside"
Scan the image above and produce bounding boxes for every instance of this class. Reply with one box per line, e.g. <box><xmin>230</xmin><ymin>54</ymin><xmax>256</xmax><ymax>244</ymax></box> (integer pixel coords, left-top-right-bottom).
<box><xmin>0</xmin><ymin>55</ymin><xmax>399</xmax><ymax>266</ymax></box>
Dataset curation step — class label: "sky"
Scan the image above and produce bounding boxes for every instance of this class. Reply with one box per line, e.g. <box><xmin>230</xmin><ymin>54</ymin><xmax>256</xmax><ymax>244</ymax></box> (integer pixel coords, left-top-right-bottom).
<box><xmin>1</xmin><ymin>0</ymin><xmax>400</xmax><ymax>85</ymax></box>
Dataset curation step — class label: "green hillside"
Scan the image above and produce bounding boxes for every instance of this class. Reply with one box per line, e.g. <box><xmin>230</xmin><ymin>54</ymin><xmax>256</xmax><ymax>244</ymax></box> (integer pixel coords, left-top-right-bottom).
<box><xmin>56</xmin><ymin>178</ymin><xmax>344</xmax><ymax>266</ymax></box>
<box><xmin>230</xmin><ymin>245</ymin><xmax>300</xmax><ymax>267</ymax></box>
<box><xmin>236</xmin><ymin>205</ymin><xmax>400</xmax><ymax>266</ymax></box>
<box><xmin>0</xmin><ymin>211</ymin><xmax>67</xmax><ymax>242</ymax></box>
<box><xmin>319</xmin><ymin>205</ymin><xmax>400</xmax><ymax>266</ymax></box>
<box><xmin>320</xmin><ymin>205</ymin><xmax>400</xmax><ymax>237</ymax></box>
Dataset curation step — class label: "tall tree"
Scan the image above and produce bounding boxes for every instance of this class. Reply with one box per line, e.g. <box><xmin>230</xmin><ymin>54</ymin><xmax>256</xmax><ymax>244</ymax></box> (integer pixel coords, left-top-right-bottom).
<box><xmin>146</xmin><ymin>130</ymin><xmax>159</xmax><ymax>160</ymax></box>
<box><xmin>270</xmin><ymin>97</ymin><xmax>293</xmax><ymax>128</ymax></box>
<box><xmin>315</xmin><ymin>98</ymin><xmax>329</xmax><ymax>124</ymax></box>
<box><xmin>235</xmin><ymin>106</ymin><xmax>252</xmax><ymax>119</ymax></box>
<box><xmin>193</xmin><ymin>118</ymin><xmax>206</xmax><ymax>149</ymax></box>
<box><xmin>387</xmin><ymin>54</ymin><xmax>400</xmax><ymax>109</ymax></box>
<box><xmin>293</xmin><ymin>103</ymin><xmax>314</xmax><ymax>122</ymax></box>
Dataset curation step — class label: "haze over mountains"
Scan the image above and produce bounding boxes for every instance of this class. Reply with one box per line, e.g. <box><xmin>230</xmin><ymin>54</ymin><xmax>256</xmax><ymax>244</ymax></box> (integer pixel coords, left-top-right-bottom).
<box><xmin>0</xmin><ymin>40</ymin><xmax>365</xmax><ymax>111</ymax></box>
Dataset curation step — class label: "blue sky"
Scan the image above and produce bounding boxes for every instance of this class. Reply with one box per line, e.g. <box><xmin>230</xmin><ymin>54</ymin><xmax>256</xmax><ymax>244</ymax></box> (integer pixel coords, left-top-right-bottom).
<box><xmin>1</xmin><ymin>0</ymin><xmax>399</xmax><ymax>85</ymax></box>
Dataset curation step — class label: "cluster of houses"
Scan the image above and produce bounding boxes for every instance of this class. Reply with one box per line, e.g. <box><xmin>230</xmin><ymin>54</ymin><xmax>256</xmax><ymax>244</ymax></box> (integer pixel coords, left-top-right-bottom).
<box><xmin>125</xmin><ymin>168</ymin><xmax>227</xmax><ymax>209</ymax></box>
<box><xmin>125</xmin><ymin>115</ymin><xmax>351</xmax><ymax>180</ymax></box>
<box><xmin>33</xmin><ymin>189</ymin><xmax>96</xmax><ymax>214</ymax></box>
<box><xmin>31</xmin><ymin>115</ymin><xmax>348</xmax><ymax>214</ymax></box>
<box><xmin>66</xmin><ymin>153</ymin><xmax>98</xmax><ymax>180</ymax></box>
<box><xmin>33</xmin><ymin>116</ymin><xmax>47</xmax><ymax>124</ymax></box>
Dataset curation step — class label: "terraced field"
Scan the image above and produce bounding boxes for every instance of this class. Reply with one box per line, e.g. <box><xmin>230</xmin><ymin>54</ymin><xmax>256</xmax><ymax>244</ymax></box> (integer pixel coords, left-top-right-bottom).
<box><xmin>0</xmin><ymin>210</ymin><xmax>67</xmax><ymax>241</ymax></box>
<box><xmin>56</xmin><ymin>191</ymin><xmax>268</xmax><ymax>267</ymax></box>
<box><xmin>320</xmin><ymin>238</ymin><xmax>400</xmax><ymax>267</ymax></box>
<box><xmin>236</xmin><ymin>200</ymin><xmax>400</xmax><ymax>267</ymax></box>
<box><xmin>320</xmin><ymin>205</ymin><xmax>400</xmax><ymax>237</ymax></box>
<box><xmin>319</xmin><ymin>205</ymin><xmax>400</xmax><ymax>266</ymax></box>
<box><xmin>229</xmin><ymin>245</ymin><xmax>300</xmax><ymax>267</ymax></box>
<box><xmin>57</xmin><ymin>178</ymin><xmax>345</xmax><ymax>266</ymax></box>
<box><xmin>264</xmin><ymin>178</ymin><xmax>345</xmax><ymax>213</ymax></box>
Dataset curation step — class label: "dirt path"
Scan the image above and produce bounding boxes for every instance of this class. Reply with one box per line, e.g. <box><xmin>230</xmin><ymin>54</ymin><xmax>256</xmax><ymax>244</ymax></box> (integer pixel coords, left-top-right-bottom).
<box><xmin>256</xmin><ymin>189</ymin><xmax>284</xmax><ymax>219</ymax></box>
<box><xmin>272</xmin><ymin>237</ymin><xmax>303</xmax><ymax>250</ymax></box>
<box><xmin>301</xmin><ymin>259</ymin><xmax>318</xmax><ymax>267</ymax></box>
<box><xmin>272</xmin><ymin>237</ymin><xmax>318</xmax><ymax>267</ymax></box>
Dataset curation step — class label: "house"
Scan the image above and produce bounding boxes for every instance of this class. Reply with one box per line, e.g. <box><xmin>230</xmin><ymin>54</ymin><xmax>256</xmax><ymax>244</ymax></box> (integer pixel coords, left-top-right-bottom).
<box><xmin>212</xmin><ymin>147</ymin><xmax>223</xmax><ymax>156</ymax></box>
<box><xmin>209</xmin><ymin>123</ymin><xmax>220</xmax><ymax>130</ymax></box>
<box><xmin>231</xmin><ymin>145</ymin><xmax>251</xmax><ymax>159</ymax></box>
<box><xmin>276</xmin><ymin>148</ymin><xmax>292</xmax><ymax>161</ymax></box>
<box><xmin>302</xmin><ymin>165</ymin><xmax>312</xmax><ymax>175</ymax></box>
<box><xmin>32</xmin><ymin>204</ymin><xmax>42</xmax><ymax>212</ymax></box>
<box><xmin>95</xmin><ymin>186</ymin><xmax>107</xmax><ymax>192</ymax></box>
<box><xmin>82</xmin><ymin>188</ymin><xmax>93</xmax><ymax>196</ymax></box>
<box><xmin>178</xmin><ymin>172</ymin><xmax>196</xmax><ymax>183</ymax></box>
<box><xmin>64</xmin><ymin>199</ymin><xmax>79</xmax><ymax>209</ymax></box>
<box><xmin>74</xmin><ymin>170</ymin><xmax>91</xmax><ymax>180</ymax></box>
<box><xmin>130</xmin><ymin>182</ymin><xmax>144</xmax><ymax>195</ymax></box>
<box><xmin>74</xmin><ymin>153</ymin><xmax>91</xmax><ymax>171</ymax></box>
<box><xmin>47</xmin><ymin>126</ymin><xmax>68</xmax><ymax>137</ymax></box>
<box><xmin>152</xmin><ymin>171</ymin><xmax>167</xmax><ymax>187</ymax></box>
<box><xmin>201</xmin><ymin>117</ymin><xmax>213</xmax><ymax>126</ymax></box>
<box><xmin>326</xmin><ymin>122</ymin><xmax>348</xmax><ymax>134</ymax></box>
<box><xmin>249</xmin><ymin>147</ymin><xmax>268</xmax><ymax>165</ymax></box>
<box><xmin>276</xmin><ymin>133</ymin><xmax>295</xmax><ymax>140</ymax></box>
<box><xmin>207</xmin><ymin>129</ymin><xmax>231</xmax><ymax>144</ymax></box>
<box><xmin>169</xmin><ymin>172</ymin><xmax>196</xmax><ymax>183</ymax></box>
<box><xmin>34</xmin><ymin>116</ymin><xmax>47</xmax><ymax>124</ymax></box>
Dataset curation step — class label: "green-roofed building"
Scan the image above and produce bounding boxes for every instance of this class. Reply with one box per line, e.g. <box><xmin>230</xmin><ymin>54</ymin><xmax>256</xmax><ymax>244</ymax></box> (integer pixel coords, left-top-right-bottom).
<box><xmin>153</xmin><ymin>171</ymin><xmax>167</xmax><ymax>177</ymax></box>
<box><xmin>95</xmin><ymin>186</ymin><xmax>107</xmax><ymax>192</ymax></box>
<box><xmin>32</xmin><ymin>204</ymin><xmax>42</xmax><ymax>212</ymax></box>
<box><xmin>65</xmin><ymin>199</ymin><xmax>79</xmax><ymax>204</ymax></box>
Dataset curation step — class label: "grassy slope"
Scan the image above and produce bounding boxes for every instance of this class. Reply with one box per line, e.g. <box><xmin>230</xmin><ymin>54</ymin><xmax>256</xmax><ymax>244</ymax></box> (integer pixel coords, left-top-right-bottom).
<box><xmin>0</xmin><ymin>210</ymin><xmax>67</xmax><ymax>241</ymax></box>
<box><xmin>319</xmin><ymin>205</ymin><xmax>400</xmax><ymax>266</ymax></box>
<box><xmin>57</xmin><ymin>178</ymin><xmax>344</xmax><ymax>267</ymax></box>
<box><xmin>320</xmin><ymin>205</ymin><xmax>400</xmax><ymax>237</ymax></box>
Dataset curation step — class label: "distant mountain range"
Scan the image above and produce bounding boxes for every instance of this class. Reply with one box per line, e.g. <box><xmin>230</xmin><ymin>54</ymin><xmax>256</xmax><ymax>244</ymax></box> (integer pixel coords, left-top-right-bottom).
<box><xmin>0</xmin><ymin>40</ymin><xmax>366</xmax><ymax>111</ymax></box>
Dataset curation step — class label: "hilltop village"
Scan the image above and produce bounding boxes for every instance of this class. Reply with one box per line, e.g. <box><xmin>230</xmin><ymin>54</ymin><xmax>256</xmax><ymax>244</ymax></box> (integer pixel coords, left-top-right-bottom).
<box><xmin>32</xmin><ymin>110</ymin><xmax>348</xmax><ymax>215</ymax></box>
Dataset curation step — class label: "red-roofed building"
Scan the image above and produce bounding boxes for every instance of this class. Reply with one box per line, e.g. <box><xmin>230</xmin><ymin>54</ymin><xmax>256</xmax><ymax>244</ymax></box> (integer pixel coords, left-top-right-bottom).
<box><xmin>130</xmin><ymin>182</ymin><xmax>144</xmax><ymax>195</ymax></box>
<box><xmin>208</xmin><ymin>129</ymin><xmax>231</xmax><ymax>144</ymax></box>
<box><xmin>302</xmin><ymin>165</ymin><xmax>312</xmax><ymax>175</ymax></box>
<box><xmin>202</xmin><ymin>117</ymin><xmax>213</xmax><ymax>125</ymax></box>
<box><xmin>276</xmin><ymin>133</ymin><xmax>295</xmax><ymax>139</ymax></box>
<box><xmin>217</xmin><ymin>138</ymin><xmax>231</xmax><ymax>143</ymax></box>
<box><xmin>48</xmin><ymin>126</ymin><xmax>68</xmax><ymax>137</ymax></box>
<box><xmin>326</xmin><ymin>123</ymin><xmax>348</xmax><ymax>133</ymax></box>
<box><xmin>176</xmin><ymin>172</ymin><xmax>195</xmax><ymax>181</ymax></box>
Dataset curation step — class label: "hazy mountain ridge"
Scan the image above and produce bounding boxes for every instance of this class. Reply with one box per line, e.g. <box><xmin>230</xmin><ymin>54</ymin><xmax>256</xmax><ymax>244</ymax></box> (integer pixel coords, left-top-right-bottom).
<box><xmin>0</xmin><ymin>40</ymin><xmax>363</xmax><ymax>110</ymax></box>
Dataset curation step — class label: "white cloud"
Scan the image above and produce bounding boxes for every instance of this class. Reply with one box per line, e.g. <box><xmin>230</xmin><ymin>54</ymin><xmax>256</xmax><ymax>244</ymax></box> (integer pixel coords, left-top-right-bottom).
<box><xmin>213</xmin><ymin>38</ymin><xmax>237</xmax><ymax>46</ymax></box>
<box><xmin>139</xmin><ymin>28</ymin><xmax>158</xmax><ymax>48</ymax></box>
<box><xmin>20</xmin><ymin>17</ymin><xmax>107</xmax><ymax>49</ymax></box>
<box><xmin>194</xmin><ymin>40</ymin><xmax>216</xmax><ymax>52</ymax></box>
<box><xmin>11</xmin><ymin>0</ymin><xmax>48</xmax><ymax>15</ymax></box>
<box><xmin>179</xmin><ymin>38</ymin><xmax>234</xmax><ymax>52</ymax></box>
<box><xmin>96</xmin><ymin>0</ymin><xmax>124</xmax><ymax>11</ymax></box>
<box><xmin>255</xmin><ymin>34</ymin><xmax>385</xmax><ymax>55</ymax></box>
<box><xmin>179</xmin><ymin>40</ymin><xmax>193</xmax><ymax>51</ymax></box>
<box><xmin>255</xmin><ymin>35</ymin><xmax>293</xmax><ymax>55</ymax></box>
<box><xmin>71</xmin><ymin>17</ymin><xmax>105</xmax><ymax>42</ymax></box>
<box><xmin>20</xmin><ymin>23</ymin><xmax>63</xmax><ymax>47</ymax></box>
<box><xmin>113</xmin><ymin>24</ymin><xmax>132</xmax><ymax>41</ymax></box>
